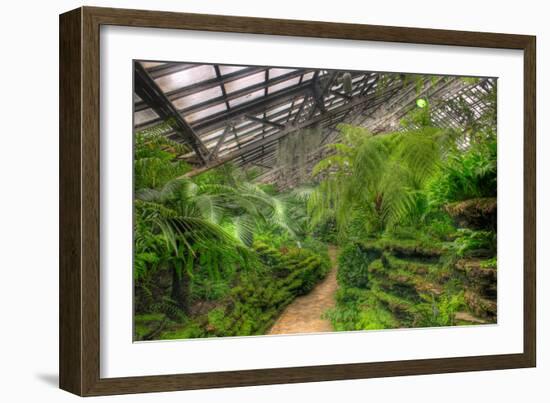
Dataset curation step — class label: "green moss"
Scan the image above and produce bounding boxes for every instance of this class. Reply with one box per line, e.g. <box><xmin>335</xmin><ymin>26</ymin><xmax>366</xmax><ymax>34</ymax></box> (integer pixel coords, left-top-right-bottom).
<box><xmin>160</xmin><ymin>322</ymin><xmax>206</xmax><ymax>340</ymax></box>
<box><xmin>367</xmin><ymin>259</ymin><xmax>385</xmax><ymax>275</ymax></box>
<box><xmin>134</xmin><ymin>313</ymin><xmax>167</xmax><ymax>340</ymax></box>
<box><xmin>385</xmin><ymin>255</ymin><xmax>439</xmax><ymax>275</ymax></box>
<box><xmin>370</xmin><ymin>286</ymin><xmax>416</xmax><ymax>314</ymax></box>
<box><xmin>365</xmin><ymin>237</ymin><xmax>447</xmax><ymax>259</ymax></box>
<box><xmin>354</xmin><ymin>304</ymin><xmax>401</xmax><ymax>330</ymax></box>
<box><xmin>325</xmin><ymin>287</ymin><xmax>401</xmax><ymax>331</ymax></box>
<box><xmin>480</xmin><ymin>257</ymin><xmax>497</xmax><ymax>269</ymax></box>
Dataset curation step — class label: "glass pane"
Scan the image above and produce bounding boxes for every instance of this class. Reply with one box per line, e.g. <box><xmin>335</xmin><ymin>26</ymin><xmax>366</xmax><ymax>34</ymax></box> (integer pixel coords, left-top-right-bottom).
<box><xmin>202</xmin><ymin>128</ymin><xmax>226</xmax><ymax>143</ymax></box>
<box><xmin>266</xmin><ymin>102</ymin><xmax>292</xmax><ymax>117</ymax></box>
<box><xmin>225</xmin><ymin>72</ymin><xmax>265</xmax><ymax>94</ymax></box>
<box><xmin>134</xmin><ymin>109</ymin><xmax>159</xmax><ymax>125</ymax></box>
<box><xmin>219</xmin><ymin>65</ymin><xmax>247</xmax><ymax>75</ymax></box>
<box><xmin>268</xmin><ymin>77</ymin><xmax>300</xmax><ymax>94</ymax></box>
<box><xmin>268</xmin><ymin>68</ymin><xmax>297</xmax><ymax>79</ymax></box>
<box><xmin>140</xmin><ymin>61</ymin><xmax>165</xmax><ymax>69</ymax></box>
<box><xmin>172</xmin><ymin>85</ymin><xmax>223</xmax><ymax>110</ymax></box>
<box><xmin>229</xmin><ymin>89</ymin><xmax>264</xmax><ymax>108</ymax></box>
<box><xmin>302</xmin><ymin>72</ymin><xmax>315</xmax><ymax>82</ymax></box>
<box><xmin>155</xmin><ymin>65</ymin><xmax>216</xmax><ymax>92</ymax></box>
<box><xmin>184</xmin><ymin>102</ymin><xmax>226</xmax><ymax>123</ymax></box>
<box><xmin>218</xmin><ymin>141</ymin><xmax>238</xmax><ymax>154</ymax></box>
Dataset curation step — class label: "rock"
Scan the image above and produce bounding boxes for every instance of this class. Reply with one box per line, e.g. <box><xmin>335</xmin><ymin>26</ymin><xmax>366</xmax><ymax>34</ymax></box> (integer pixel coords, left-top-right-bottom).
<box><xmin>455</xmin><ymin>259</ymin><xmax>497</xmax><ymax>298</ymax></box>
<box><xmin>464</xmin><ymin>290</ymin><xmax>497</xmax><ymax>319</ymax></box>
<box><xmin>455</xmin><ymin>259</ymin><xmax>497</xmax><ymax>281</ymax></box>
<box><xmin>455</xmin><ymin>311</ymin><xmax>488</xmax><ymax>324</ymax></box>
<box><xmin>445</xmin><ymin>197</ymin><xmax>497</xmax><ymax>230</ymax></box>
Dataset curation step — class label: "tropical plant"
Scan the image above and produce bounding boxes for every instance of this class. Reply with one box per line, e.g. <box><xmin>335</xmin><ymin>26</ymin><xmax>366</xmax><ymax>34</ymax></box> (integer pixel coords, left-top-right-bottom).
<box><xmin>134</xmin><ymin>171</ymin><xmax>294</xmax><ymax>315</ymax></box>
<box><xmin>413</xmin><ymin>292</ymin><xmax>465</xmax><ymax>327</ymax></box>
<box><xmin>304</xmin><ymin>124</ymin><xmax>455</xmax><ymax>237</ymax></box>
<box><xmin>428</xmin><ymin>132</ymin><xmax>497</xmax><ymax>206</ymax></box>
<box><xmin>449</xmin><ymin>229</ymin><xmax>496</xmax><ymax>258</ymax></box>
<box><xmin>134</xmin><ymin>131</ymin><xmax>191</xmax><ymax>190</ymax></box>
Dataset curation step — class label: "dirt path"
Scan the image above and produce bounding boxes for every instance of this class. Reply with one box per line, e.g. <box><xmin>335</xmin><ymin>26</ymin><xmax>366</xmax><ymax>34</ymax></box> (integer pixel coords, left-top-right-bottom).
<box><xmin>268</xmin><ymin>246</ymin><xmax>339</xmax><ymax>335</ymax></box>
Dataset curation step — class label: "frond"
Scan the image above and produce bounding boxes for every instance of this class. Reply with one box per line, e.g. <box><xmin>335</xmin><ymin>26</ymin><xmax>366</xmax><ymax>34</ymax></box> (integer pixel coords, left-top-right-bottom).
<box><xmin>232</xmin><ymin>215</ymin><xmax>256</xmax><ymax>246</ymax></box>
<box><xmin>194</xmin><ymin>194</ymin><xmax>223</xmax><ymax>223</ymax></box>
<box><xmin>290</xmin><ymin>186</ymin><xmax>316</xmax><ymax>202</ymax></box>
<box><xmin>135</xmin><ymin>188</ymin><xmax>162</xmax><ymax>202</ymax></box>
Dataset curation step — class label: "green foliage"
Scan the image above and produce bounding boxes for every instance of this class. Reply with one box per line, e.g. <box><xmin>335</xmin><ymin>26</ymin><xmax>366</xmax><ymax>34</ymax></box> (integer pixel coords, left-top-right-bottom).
<box><xmin>450</xmin><ymin>229</ymin><xmax>496</xmax><ymax>258</ymax></box>
<box><xmin>299</xmin><ymin>237</ymin><xmax>331</xmax><ymax>264</ymax></box>
<box><xmin>413</xmin><ymin>292</ymin><xmax>466</xmax><ymax>327</ymax></box>
<box><xmin>400</xmin><ymin>99</ymin><xmax>432</xmax><ymax>128</ymax></box>
<box><xmin>134</xmin><ymin>130</ymin><xmax>296</xmax><ymax>323</ymax></box>
<box><xmin>134</xmin><ymin>313</ymin><xmax>167</xmax><ymax>340</ymax></box>
<box><xmin>311</xmin><ymin>216</ymin><xmax>338</xmax><ymax>243</ymax></box>
<box><xmin>194</xmin><ymin>163</ymin><xmax>260</xmax><ymax>187</ymax></box>
<box><xmin>337</xmin><ymin>243</ymin><xmax>380</xmax><ymax>288</ymax></box>
<box><xmin>327</xmin><ymin>232</ymin><xmax>478</xmax><ymax>331</ymax></box>
<box><xmin>134</xmin><ymin>131</ymin><xmax>191</xmax><ymax>189</ymax></box>
<box><xmin>307</xmin><ymin>124</ymin><xmax>456</xmax><ymax>237</ymax></box>
<box><xmin>480</xmin><ymin>257</ymin><xmax>497</xmax><ymax>269</ymax></box>
<box><xmin>133</xmin><ymin>91</ymin><xmax>498</xmax><ymax>339</ymax></box>
<box><xmin>160</xmin><ymin>321</ymin><xmax>205</xmax><ymax>340</ymax></box>
<box><xmin>154</xmin><ymin>241</ymin><xmax>330</xmax><ymax>339</ymax></box>
<box><xmin>428</xmin><ymin>134</ymin><xmax>497</xmax><ymax>206</ymax></box>
<box><xmin>324</xmin><ymin>287</ymin><xmax>368</xmax><ymax>331</ymax></box>
<box><xmin>325</xmin><ymin>287</ymin><xmax>400</xmax><ymax>331</ymax></box>
<box><xmin>423</xmin><ymin>213</ymin><xmax>457</xmax><ymax>241</ymax></box>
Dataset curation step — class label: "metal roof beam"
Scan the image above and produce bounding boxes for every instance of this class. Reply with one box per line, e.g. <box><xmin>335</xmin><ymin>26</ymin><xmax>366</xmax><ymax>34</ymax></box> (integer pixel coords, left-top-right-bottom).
<box><xmin>207</xmin><ymin>125</ymin><xmax>232</xmax><ymax>162</ymax></box>
<box><xmin>173</xmin><ymin>69</ymin><xmax>310</xmax><ymax>118</ymax></box>
<box><xmin>190</xmin><ymin>81</ymin><xmax>317</xmax><ymax>132</ymax></box>
<box><xmin>146</xmin><ymin>62</ymin><xmax>196</xmax><ymax>79</ymax></box>
<box><xmin>184</xmin><ymin>91</ymin><xmax>379</xmax><ymax>177</ymax></box>
<box><xmin>134</xmin><ymin>66</ymin><xmax>268</xmax><ymax>112</ymax></box>
<box><xmin>245</xmin><ymin>115</ymin><xmax>285</xmax><ymax>129</ymax></box>
<box><xmin>134</xmin><ymin>62</ymin><xmax>209</xmax><ymax>164</ymax></box>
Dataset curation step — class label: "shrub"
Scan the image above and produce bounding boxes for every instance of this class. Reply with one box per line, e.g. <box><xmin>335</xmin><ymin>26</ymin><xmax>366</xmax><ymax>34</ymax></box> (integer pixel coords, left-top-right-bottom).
<box><xmin>424</xmin><ymin>214</ymin><xmax>457</xmax><ymax>241</ymax></box>
<box><xmin>337</xmin><ymin>243</ymin><xmax>380</xmax><ymax>288</ymax></box>
<box><xmin>311</xmin><ymin>217</ymin><xmax>338</xmax><ymax>243</ymax></box>
<box><xmin>428</xmin><ymin>135</ymin><xmax>496</xmax><ymax>206</ymax></box>
<box><xmin>413</xmin><ymin>292</ymin><xmax>466</xmax><ymax>327</ymax></box>
<box><xmin>177</xmin><ymin>241</ymin><xmax>332</xmax><ymax>338</ymax></box>
<box><xmin>450</xmin><ymin>229</ymin><xmax>496</xmax><ymax>258</ymax></box>
<box><xmin>326</xmin><ymin>287</ymin><xmax>400</xmax><ymax>331</ymax></box>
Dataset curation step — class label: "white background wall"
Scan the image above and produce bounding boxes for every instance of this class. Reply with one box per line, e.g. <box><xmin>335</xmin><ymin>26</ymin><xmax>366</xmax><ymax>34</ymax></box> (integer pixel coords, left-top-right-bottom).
<box><xmin>0</xmin><ymin>0</ymin><xmax>546</xmax><ymax>401</ymax></box>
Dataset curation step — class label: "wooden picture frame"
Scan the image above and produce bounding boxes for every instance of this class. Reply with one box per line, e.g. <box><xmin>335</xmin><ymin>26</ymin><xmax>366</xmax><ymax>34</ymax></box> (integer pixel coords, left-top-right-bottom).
<box><xmin>59</xmin><ymin>6</ymin><xmax>536</xmax><ymax>396</ymax></box>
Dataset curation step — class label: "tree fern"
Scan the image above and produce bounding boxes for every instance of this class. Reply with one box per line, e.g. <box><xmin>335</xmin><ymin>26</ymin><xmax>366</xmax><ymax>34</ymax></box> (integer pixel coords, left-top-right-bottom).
<box><xmin>307</xmin><ymin>124</ymin><xmax>452</xmax><ymax>237</ymax></box>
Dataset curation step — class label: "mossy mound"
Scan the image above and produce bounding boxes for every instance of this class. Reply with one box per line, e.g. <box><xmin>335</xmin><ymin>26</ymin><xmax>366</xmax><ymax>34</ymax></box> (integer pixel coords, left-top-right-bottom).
<box><xmin>455</xmin><ymin>258</ymin><xmax>496</xmax><ymax>281</ymax></box>
<box><xmin>337</xmin><ymin>242</ymin><xmax>380</xmax><ymax>288</ymax></box>
<box><xmin>328</xmin><ymin>236</ymin><xmax>497</xmax><ymax>331</ymax></box>
<box><xmin>365</xmin><ymin>238</ymin><xmax>445</xmax><ymax>260</ymax></box>
<box><xmin>464</xmin><ymin>290</ymin><xmax>497</xmax><ymax>320</ymax></box>
<box><xmin>445</xmin><ymin>197</ymin><xmax>497</xmax><ymax>230</ymax></box>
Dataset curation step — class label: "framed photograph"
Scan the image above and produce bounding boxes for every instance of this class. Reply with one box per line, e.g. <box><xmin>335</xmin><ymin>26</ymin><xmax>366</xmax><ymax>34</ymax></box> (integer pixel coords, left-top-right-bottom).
<box><xmin>59</xmin><ymin>6</ymin><xmax>536</xmax><ymax>396</ymax></box>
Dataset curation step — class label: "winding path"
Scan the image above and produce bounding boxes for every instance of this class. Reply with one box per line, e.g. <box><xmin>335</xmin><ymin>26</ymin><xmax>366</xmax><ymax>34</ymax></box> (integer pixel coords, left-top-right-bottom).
<box><xmin>268</xmin><ymin>246</ymin><xmax>339</xmax><ymax>335</ymax></box>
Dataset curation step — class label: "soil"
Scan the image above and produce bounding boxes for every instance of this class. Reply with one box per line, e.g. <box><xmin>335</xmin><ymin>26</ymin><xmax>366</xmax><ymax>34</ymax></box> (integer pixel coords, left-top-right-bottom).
<box><xmin>268</xmin><ymin>245</ymin><xmax>339</xmax><ymax>335</ymax></box>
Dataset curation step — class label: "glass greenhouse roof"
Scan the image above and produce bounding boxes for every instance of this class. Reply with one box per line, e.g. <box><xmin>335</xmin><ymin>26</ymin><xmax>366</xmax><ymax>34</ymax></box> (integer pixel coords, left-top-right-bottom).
<box><xmin>134</xmin><ymin>60</ymin><xmax>496</xmax><ymax>174</ymax></box>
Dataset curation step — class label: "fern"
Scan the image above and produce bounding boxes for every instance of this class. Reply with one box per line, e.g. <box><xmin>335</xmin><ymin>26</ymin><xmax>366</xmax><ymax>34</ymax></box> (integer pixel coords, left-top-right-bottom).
<box><xmin>307</xmin><ymin>125</ymin><xmax>452</xmax><ymax>236</ymax></box>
